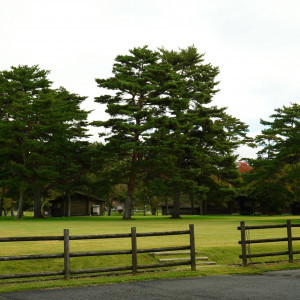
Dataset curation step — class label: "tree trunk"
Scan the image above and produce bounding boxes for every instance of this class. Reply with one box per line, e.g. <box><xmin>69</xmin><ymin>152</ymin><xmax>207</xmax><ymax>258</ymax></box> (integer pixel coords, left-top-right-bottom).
<box><xmin>123</xmin><ymin>195</ymin><xmax>132</xmax><ymax>219</ymax></box>
<box><xmin>33</xmin><ymin>188</ymin><xmax>43</xmax><ymax>218</ymax></box>
<box><xmin>190</xmin><ymin>194</ymin><xmax>195</xmax><ymax>215</ymax></box>
<box><xmin>203</xmin><ymin>199</ymin><xmax>207</xmax><ymax>215</ymax></box>
<box><xmin>172</xmin><ymin>190</ymin><xmax>181</xmax><ymax>218</ymax></box>
<box><xmin>123</xmin><ymin>161</ymin><xmax>137</xmax><ymax>219</ymax></box>
<box><xmin>199</xmin><ymin>200</ymin><xmax>203</xmax><ymax>215</ymax></box>
<box><xmin>123</xmin><ymin>140</ymin><xmax>139</xmax><ymax>220</ymax></box>
<box><xmin>165</xmin><ymin>197</ymin><xmax>169</xmax><ymax>215</ymax></box>
<box><xmin>10</xmin><ymin>207</ymin><xmax>14</xmax><ymax>217</ymax></box>
<box><xmin>41</xmin><ymin>197</ymin><xmax>48</xmax><ymax>216</ymax></box>
<box><xmin>0</xmin><ymin>188</ymin><xmax>4</xmax><ymax>217</ymax></box>
<box><xmin>65</xmin><ymin>191</ymin><xmax>71</xmax><ymax>217</ymax></box>
<box><xmin>17</xmin><ymin>191</ymin><xmax>24</xmax><ymax>219</ymax></box>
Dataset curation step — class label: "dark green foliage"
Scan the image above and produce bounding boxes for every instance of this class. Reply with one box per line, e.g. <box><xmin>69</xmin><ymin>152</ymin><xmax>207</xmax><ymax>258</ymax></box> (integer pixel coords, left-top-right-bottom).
<box><xmin>93</xmin><ymin>46</ymin><xmax>178</xmax><ymax>219</ymax></box>
<box><xmin>94</xmin><ymin>46</ymin><xmax>251</xmax><ymax>219</ymax></box>
<box><xmin>244</xmin><ymin>103</ymin><xmax>300</xmax><ymax>213</ymax></box>
<box><xmin>145</xmin><ymin>46</ymin><xmax>250</xmax><ymax>217</ymax></box>
<box><xmin>0</xmin><ymin>65</ymin><xmax>90</xmax><ymax>218</ymax></box>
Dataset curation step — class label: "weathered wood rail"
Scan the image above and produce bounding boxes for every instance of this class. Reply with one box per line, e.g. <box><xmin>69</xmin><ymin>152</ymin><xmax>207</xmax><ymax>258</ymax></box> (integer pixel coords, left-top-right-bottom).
<box><xmin>238</xmin><ymin>220</ymin><xmax>300</xmax><ymax>266</ymax></box>
<box><xmin>0</xmin><ymin>224</ymin><xmax>196</xmax><ymax>280</ymax></box>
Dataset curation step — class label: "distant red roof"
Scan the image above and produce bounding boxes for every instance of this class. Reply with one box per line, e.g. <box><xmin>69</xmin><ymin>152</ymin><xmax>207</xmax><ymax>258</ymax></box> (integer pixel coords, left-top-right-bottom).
<box><xmin>237</xmin><ymin>161</ymin><xmax>253</xmax><ymax>173</ymax></box>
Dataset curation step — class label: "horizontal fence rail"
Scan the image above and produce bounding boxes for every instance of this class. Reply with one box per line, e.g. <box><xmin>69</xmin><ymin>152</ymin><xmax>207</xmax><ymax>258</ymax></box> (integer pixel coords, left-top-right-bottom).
<box><xmin>0</xmin><ymin>231</ymin><xmax>191</xmax><ymax>243</ymax></box>
<box><xmin>0</xmin><ymin>224</ymin><xmax>196</xmax><ymax>281</ymax></box>
<box><xmin>238</xmin><ymin>220</ymin><xmax>300</xmax><ymax>266</ymax></box>
<box><xmin>238</xmin><ymin>237</ymin><xmax>300</xmax><ymax>244</ymax></box>
<box><xmin>237</xmin><ymin>224</ymin><xmax>300</xmax><ymax>230</ymax></box>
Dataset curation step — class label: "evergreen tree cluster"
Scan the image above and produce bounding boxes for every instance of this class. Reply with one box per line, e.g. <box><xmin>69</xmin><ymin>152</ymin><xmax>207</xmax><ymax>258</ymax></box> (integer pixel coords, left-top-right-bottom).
<box><xmin>243</xmin><ymin>103</ymin><xmax>299</xmax><ymax>213</ymax></box>
<box><xmin>93</xmin><ymin>46</ymin><xmax>251</xmax><ymax>219</ymax></box>
<box><xmin>0</xmin><ymin>46</ymin><xmax>297</xmax><ymax>219</ymax></box>
<box><xmin>0</xmin><ymin>65</ymin><xmax>91</xmax><ymax>218</ymax></box>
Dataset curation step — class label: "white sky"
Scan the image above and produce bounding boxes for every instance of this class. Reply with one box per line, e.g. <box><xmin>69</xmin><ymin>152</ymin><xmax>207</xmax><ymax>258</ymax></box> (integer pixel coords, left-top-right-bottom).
<box><xmin>1</xmin><ymin>0</ymin><xmax>299</xmax><ymax>159</ymax></box>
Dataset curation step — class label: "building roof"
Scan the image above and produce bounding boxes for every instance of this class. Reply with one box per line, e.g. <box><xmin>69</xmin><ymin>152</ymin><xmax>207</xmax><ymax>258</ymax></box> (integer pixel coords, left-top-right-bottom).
<box><xmin>50</xmin><ymin>192</ymin><xmax>106</xmax><ymax>203</ymax></box>
<box><xmin>237</xmin><ymin>161</ymin><xmax>253</xmax><ymax>174</ymax></box>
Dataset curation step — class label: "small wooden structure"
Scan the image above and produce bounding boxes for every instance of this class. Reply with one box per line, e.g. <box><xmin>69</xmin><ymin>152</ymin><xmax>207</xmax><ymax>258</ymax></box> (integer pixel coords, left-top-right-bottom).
<box><xmin>160</xmin><ymin>205</ymin><xmax>201</xmax><ymax>215</ymax></box>
<box><xmin>292</xmin><ymin>202</ymin><xmax>300</xmax><ymax>215</ymax></box>
<box><xmin>50</xmin><ymin>192</ymin><xmax>106</xmax><ymax>217</ymax></box>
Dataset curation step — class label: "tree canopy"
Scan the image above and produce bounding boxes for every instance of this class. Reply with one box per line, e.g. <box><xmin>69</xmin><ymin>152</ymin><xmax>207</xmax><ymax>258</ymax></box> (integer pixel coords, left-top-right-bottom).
<box><xmin>1</xmin><ymin>48</ymin><xmax>296</xmax><ymax>219</ymax></box>
<box><xmin>0</xmin><ymin>65</ymin><xmax>90</xmax><ymax>218</ymax></box>
<box><xmin>94</xmin><ymin>46</ymin><xmax>251</xmax><ymax>218</ymax></box>
<box><xmin>243</xmin><ymin>103</ymin><xmax>299</xmax><ymax>213</ymax></box>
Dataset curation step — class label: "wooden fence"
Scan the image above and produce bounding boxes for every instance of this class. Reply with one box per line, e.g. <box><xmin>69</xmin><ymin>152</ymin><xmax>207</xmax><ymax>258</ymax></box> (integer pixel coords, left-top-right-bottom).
<box><xmin>0</xmin><ymin>224</ymin><xmax>196</xmax><ymax>280</ymax></box>
<box><xmin>238</xmin><ymin>220</ymin><xmax>300</xmax><ymax>266</ymax></box>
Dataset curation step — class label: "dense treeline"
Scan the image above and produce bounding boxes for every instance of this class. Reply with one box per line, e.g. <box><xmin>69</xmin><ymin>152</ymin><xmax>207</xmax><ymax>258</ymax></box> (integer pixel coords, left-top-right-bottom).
<box><xmin>0</xmin><ymin>65</ymin><xmax>92</xmax><ymax>218</ymax></box>
<box><xmin>93</xmin><ymin>46</ymin><xmax>251</xmax><ymax>219</ymax></box>
<box><xmin>243</xmin><ymin>103</ymin><xmax>299</xmax><ymax>213</ymax></box>
<box><xmin>0</xmin><ymin>46</ymin><xmax>298</xmax><ymax>219</ymax></box>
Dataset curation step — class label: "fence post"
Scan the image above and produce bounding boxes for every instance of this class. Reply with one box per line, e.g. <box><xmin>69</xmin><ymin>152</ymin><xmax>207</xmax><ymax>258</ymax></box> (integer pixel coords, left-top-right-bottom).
<box><xmin>189</xmin><ymin>224</ymin><xmax>196</xmax><ymax>271</ymax></box>
<box><xmin>64</xmin><ymin>229</ymin><xmax>70</xmax><ymax>280</ymax></box>
<box><xmin>131</xmin><ymin>227</ymin><xmax>138</xmax><ymax>274</ymax></box>
<box><xmin>240</xmin><ymin>221</ymin><xmax>247</xmax><ymax>267</ymax></box>
<box><xmin>287</xmin><ymin>220</ymin><xmax>293</xmax><ymax>263</ymax></box>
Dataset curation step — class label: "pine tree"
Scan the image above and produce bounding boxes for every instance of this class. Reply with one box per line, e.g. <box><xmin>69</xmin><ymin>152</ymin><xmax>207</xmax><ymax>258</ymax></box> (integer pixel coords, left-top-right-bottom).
<box><xmin>151</xmin><ymin>46</ymin><xmax>250</xmax><ymax>217</ymax></box>
<box><xmin>244</xmin><ymin>103</ymin><xmax>299</xmax><ymax>212</ymax></box>
<box><xmin>0</xmin><ymin>65</ymin><xmax>90</xmax><ymax>218</ymax></box>
<box><xmin>94</xmin><ymin>46</ymin><xmax>251</xmax><ymax>219</ymax></box>
<box><xmin>93</xmin><ymin>46</ymin><xmax>176</xmax><ymax>219</ymax></box>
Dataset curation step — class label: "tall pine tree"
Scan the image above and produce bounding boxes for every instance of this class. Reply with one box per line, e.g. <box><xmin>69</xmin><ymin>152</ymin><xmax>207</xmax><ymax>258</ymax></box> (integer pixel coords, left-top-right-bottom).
<box><xmin>244</xmin><ymin>103</ymin><xmax>299</xmax><ymax>213</ymax></box>
<box><xmin>93</xmin><ymin>46</ymin><xmax>177</xmax><ymax>219</ymax></box>
<box><xmin>95</xmin><ymin>46</ymin><xmax>251</xmax><ymax>218</ymax></box>
<box><xmin>0</xmin><ymin>65</ymin><xmax>90</xmax><ymax>218</ymax></box>
<box><xmin>147</xmin><ymin>46</ymin><xmax>250</xmax><ymax>217</ymax></box>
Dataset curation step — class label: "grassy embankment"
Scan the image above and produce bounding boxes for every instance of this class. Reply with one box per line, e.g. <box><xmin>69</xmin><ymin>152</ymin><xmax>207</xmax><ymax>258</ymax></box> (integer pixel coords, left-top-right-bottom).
<box><xmin>0</xmin><ymin>214</ymin><xmax>300</xmax><ymax>292</ymax></box>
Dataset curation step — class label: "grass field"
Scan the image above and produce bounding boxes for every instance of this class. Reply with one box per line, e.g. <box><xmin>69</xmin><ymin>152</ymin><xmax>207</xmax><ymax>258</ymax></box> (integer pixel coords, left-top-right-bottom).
<box><xmin>0</xmin><ymin>214</ymin><xmax>300</xmax><ymax>292</ymax></box>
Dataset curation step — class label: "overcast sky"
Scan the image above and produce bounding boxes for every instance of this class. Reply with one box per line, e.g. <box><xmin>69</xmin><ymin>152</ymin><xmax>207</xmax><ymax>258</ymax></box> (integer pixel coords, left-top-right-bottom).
<box><xmin>1</xmin><ymin>0</ymin><xmax>299</xmax><ymax>158</ymax></box>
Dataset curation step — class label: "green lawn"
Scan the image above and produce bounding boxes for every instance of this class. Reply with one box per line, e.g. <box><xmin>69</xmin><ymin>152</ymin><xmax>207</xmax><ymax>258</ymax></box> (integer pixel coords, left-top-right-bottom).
<box><xmin>0</xmin><ymin>214</ymin><xmax>300</xmax><ymax>292</ymax></box>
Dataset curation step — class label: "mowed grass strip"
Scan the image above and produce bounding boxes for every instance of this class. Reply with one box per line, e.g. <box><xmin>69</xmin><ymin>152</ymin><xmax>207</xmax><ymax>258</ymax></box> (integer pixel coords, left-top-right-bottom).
<box><xmin>0</xmin><ymin>215</ymin><xmax>300</xmax><ymax>292</ymax></box>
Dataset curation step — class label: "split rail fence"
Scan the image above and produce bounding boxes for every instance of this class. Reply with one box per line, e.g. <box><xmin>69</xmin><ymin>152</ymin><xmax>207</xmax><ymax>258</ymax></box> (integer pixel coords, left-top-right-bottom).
<box><xmin>238</xmin><ymin>220</ymin><xmax>300</xmax><ymax>266</ymax></box>
<box><xmin>0</xmin><ymin>224</ymin><xmax>196</xmax><ymax>280</ymax></box>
